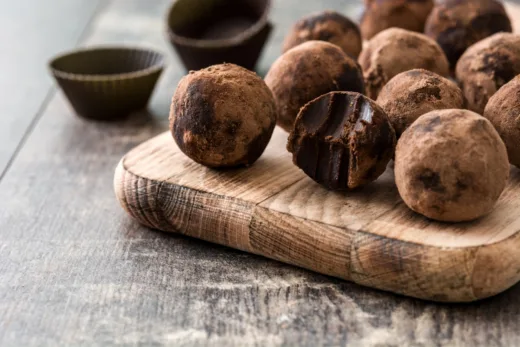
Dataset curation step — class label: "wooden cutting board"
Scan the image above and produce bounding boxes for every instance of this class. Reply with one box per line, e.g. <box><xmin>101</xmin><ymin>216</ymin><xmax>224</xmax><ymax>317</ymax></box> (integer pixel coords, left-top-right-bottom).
<box><xmin>114</xmin><ymin>126</ymin><xmax>520</xmax><ymax>302</ymax></box>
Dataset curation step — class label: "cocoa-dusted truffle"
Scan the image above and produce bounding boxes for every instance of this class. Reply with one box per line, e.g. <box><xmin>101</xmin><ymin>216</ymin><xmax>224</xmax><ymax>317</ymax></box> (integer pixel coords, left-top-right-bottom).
<box><xmin>287</xmin><ymin>92</ymin><xmax>396</xmax><ymax>191</ymax></box>
<box><xmin>395</xmin><ymin>109</ymin><xmax>509</xmax><ymax>222</ymax></box>
<box><xmin>265</xmin><ymin>41</ymin><xmax>364</xmax><ymax>132</ymax></box>
<box><xmin>484</xmin><ymin>75</ymin><xmax>520</xmax><ymax>168</ymax></box>
<box><xmin>360</xmin><ymin>0</ymin><xmax>434</xmax><ymax>40</ymax></box>
<box><xmin>377</xmin><ymin>69</ymin><xmax>464</xmax><ymax>138</ymax></box>
<box><xmin>359</xmin><ymin>28</ymin><xmax>450</xmax><ymax>100</ymax></box>
<box><xmin>455</xmin><ymin>33</ymin><xmax>520</xmax><ymax>115</ymax></box>
<box><xmin>283</xmin><ymin>11</ymin><xmax>362</xmax><ymax>59</ymax></box>
<box><xmin>425</xmin><ymin>0</ymin><xmax>512</xmax><ymax>69</ymax></box>
<box><xmin>170</xmin><ymin>63</ymin><xmax>276</xmax><ymax>168</ymax></box>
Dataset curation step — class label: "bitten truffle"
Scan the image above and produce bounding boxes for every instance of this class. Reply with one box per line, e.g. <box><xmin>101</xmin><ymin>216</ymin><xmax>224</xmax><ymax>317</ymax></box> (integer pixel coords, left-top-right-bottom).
<box><xmin>360</xmin><ymin>0</ymin><xmax>434</xmax><ymax>40</ymax></box>
<box><xmin>265</xmin><ymin>41</ymin><xmax>365</xmax><ymax>132</ymax></box>
<box><xmin>377</xmin><ymin>69</ymin><xmax>464</xmax><ymax>138</ymax></box>
<box><xmin>170</xmin><ymin>63</ymin><xmax>276</xmax><ymax>168</ymax></box>
<box><xmin>359</xmin><ymin>28</ymin><xmax>450</xmax><ymax>100</ymax></box>
<box><xmin>425</xmin><ymin>0</ymin><xmax>512</xmax><ymax>69</ymax></box>
<box><xmin>395</xmin><ymin>109</ymin><xmax>509</xmax><ymax>222</ymax></box>
<box><xmin>287</xmin><ymin>92</ymin><xmax>396</xmax><ymax>191</ymax></box>
<box><xmin>484</xmin><ymin>75</ymin><xmax>520</xmax><ymax>168</ymax></box>
<box><xmin>283</xmin><ymin>11</ymin><xmax>362</xmax><ymax>59</ymax></box>
<box><xmin>455</xmin><ymin>33</ymin><xmax>520</xmax><ymax>115</ymax></box>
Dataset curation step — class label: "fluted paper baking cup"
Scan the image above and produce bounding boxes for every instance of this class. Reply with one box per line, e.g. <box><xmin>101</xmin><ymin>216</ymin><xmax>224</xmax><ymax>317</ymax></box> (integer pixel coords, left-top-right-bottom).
<box><xmin>166</xmin><ymin>0</ymin><xmax>272</xmax><ymax>71</ymax></box>
<box><xmin>49</xmin><ymin>47</ymin><xmax>165</xmax><ymax>120</ymax></box>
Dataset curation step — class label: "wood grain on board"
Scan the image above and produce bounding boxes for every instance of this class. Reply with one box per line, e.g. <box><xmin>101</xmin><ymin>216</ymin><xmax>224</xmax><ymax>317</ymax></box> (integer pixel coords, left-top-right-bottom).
<box><xmin>2</xmin><ymin>0</ymin><xmax>520</xmax><ymax>346</ymax></box>
<box><xmin>115</xmin><ymin>127</ymin><xmax>520</xmax><ymax>302</ymax></box>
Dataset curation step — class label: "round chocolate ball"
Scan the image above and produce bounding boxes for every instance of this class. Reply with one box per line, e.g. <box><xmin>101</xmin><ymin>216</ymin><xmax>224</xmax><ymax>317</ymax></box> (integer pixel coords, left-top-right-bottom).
<box><xmin>395</xmin><ymin>109</ymin><xmax>509</xmax><ymax>222</ymax></box>
<box><xmin>425</xmin><ymin>0</ymin><xmax>512</xmax><ymax>69</ymax></box>
<box><xmin>360</xmin><ymin>0</ymin><xmax>434</xmax><ymax>40</ymax></box>
<box><xmin>455</xmin><ymin>33</ymin><xmax>520</xmax><ymax>115</ymax></box>
<box><xmin>287</xmin><ymin>92</ymin><xmax>396</xmax><ymax>191</ymax></box>
<box><xmin>170</xmin><ymin>63</ymin><xmax>276</xmax><ymax>168</ymax></box>
<box><xmin>484</xmin><ymin>75</ymin><xmax>520</xmax><ymax>168</ymax></box>
<box><xmin>283</xmin><ymin>11</ymin><xmax>362</xmax><ymax>59</ymax></box>
<box><xmin>265</xmin><ymin>41</ymin><xmax>365</xmax><ymax>132</ymax></box>
<box><xmin>359</xmin><ymin>28</ymin><xmax>450</xmax><ymax>100</ymax></box>
<box><xmin>377</xmin><ymin>69</ymin><xmax>464</xmax><ymax>138</ymax></box>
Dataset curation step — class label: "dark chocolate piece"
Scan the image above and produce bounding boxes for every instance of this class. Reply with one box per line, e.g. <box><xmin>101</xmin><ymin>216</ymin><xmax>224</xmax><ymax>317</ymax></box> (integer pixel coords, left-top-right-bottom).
<box><xmin>287</xmin><ymin>92</ymin><xmax>396</xmax><ymax>191</ymax></box>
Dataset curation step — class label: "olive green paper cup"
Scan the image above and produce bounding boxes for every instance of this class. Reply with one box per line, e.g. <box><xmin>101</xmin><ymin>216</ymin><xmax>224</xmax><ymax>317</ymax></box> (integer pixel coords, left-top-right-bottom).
<box><xmin>166</xmin><ymin>0</ymin><xmax>272</xmax><ymax>71</ymax></box>
<box><xmin>49</xmin><ymin>47</ymin><xmax>165</xmax><ymax>120</ymax></box>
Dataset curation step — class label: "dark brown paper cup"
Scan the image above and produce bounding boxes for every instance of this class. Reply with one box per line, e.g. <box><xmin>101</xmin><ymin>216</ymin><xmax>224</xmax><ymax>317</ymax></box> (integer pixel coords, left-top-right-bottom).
<box><xmin>49</xmin><ymin>47</ymin><xmax>165</xmax><ymax>120</ymax></box>
<box><xmin>166</xmin><ymin>0</ymin><xmax>272</xmax><ymax>71</ymax></box>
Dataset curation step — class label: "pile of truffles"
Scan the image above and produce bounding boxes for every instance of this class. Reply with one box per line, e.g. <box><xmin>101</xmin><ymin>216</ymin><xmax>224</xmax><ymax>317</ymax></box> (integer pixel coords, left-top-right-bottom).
<box><xmin>169</xmin><ymin>2</ymin><xmax>518</xmax><ymax>223</ymax></box>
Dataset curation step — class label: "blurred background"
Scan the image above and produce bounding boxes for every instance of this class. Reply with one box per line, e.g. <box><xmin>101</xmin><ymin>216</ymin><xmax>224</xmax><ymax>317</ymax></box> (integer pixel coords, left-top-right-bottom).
<box><xmin>0</xmin><ymin>0</ymin><xmax>362</xmax><ymax>141</ymax></box>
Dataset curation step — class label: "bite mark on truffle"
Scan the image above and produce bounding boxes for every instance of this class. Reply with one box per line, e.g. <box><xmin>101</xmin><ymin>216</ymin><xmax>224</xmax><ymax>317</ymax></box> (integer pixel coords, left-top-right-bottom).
<box><xmin>266</xmin><ymin>41</ymin><xmax>365</xmax><ymax>132</ymax></box>
<box><xmin>287</xmin><ymin>91</ymin><xmax>396</xmax><ymax>191</ymax></box>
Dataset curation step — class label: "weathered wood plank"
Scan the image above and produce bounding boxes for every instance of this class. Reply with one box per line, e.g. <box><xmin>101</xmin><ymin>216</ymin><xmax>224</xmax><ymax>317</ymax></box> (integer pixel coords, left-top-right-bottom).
<box><xmin>1</xmin><ymin>0</ymin><xmax>520</xmax><ymax>346</ymax></box>
<box><xmin>0</xmin><ymin>0</ymin><xmax>102</xmax><ymax>176</ymax></box>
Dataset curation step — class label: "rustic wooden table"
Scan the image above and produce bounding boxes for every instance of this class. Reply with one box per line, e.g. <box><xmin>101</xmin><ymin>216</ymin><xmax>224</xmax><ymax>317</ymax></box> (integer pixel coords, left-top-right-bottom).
<box><xmin>1</xmin><ymin>0</ymin><xmax>519</xmax><ymax>346</ymax></box>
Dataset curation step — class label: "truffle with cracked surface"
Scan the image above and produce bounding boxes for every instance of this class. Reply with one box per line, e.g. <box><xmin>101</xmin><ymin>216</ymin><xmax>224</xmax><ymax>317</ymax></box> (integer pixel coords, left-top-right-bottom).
<box><xmin>395</xmin><ymin>109</ymin><xmax>509</xmax><ymax>222</ymax></box>
<box><xmin>283</xmin><ymin>11</ymin><xmax>362</xmax><ymax>59</ymax></box>
<box><xmin>377</xmin><ymin>69</ymin><xmax>464</xmax><ymax>138</ymax></box>
<box><xmin>359</xmin><ymin>28</ymin><xmax>450</xmax><ymax>100</ymax></box>
<box><xmin>170</xmin><ymin>63</ymin><xmax>276</xmax><ymax>168</ymax></box>
<box><xmin>455</xmin><ymin>33</ymin><xmax>520</xmax><ymax>115</ymax></box>
<box><xmin>425</xmin><ymin>0</ymin><xmax>512</xmax><ymax>69</ymax></box>
<box><xmin>287</xmin><ymin>91</ymin><xmax>396</xmax><ymax>191</ymax></box>
<box><xmin>484</xmin><ymin>75</ymin><xmax>520</xmax><ymax>168</ymax></box>
<box><xmin>360</xmin><ymin>0</ymin><xmax>434</xmax><ymax>40</ymax></box>
<box><xmin>265</xmin><ymin>41</ymin><xmax>365</xmax><ymax>132</ymax></box>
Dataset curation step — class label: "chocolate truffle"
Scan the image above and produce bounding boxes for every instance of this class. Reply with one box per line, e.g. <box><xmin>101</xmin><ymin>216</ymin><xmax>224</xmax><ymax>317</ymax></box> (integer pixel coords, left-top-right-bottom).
<box><xmin>283</xmin><ymin>11</ymin><xmax>362</xmax><ymax>59</ymax></box>
<box><xmin>360</xmin><ymin>0</ymin><xmax>434</xmax><ymax>40</ymax></box>
<box><xmin>287</xmin><ymin>92</ymin><xmax>396</xmax><ymax>191</ymax></box>
<box><xmin>484</xmin><ymin>75</ymin><xmax>520</xmax><ymax>168</ymax></box>
<box><xmin>395</xmin><ymin>109</ymin><xmax>509</xmax><ymax>222</ymax></box>
<box><xmin>455</xmin><ymin>33</ymin><xmax>520</xmax><ymax>115</ymax></box>
<box><xmin>265</xmin><ymin>41</ymin><xmax>365</xmax><ymax>132</ymax></box>
<box><xmin>359</xmin><ymin>28</ymin><xmax>450</xmax><ymax>100</ymax></box>
<box><xmin>170</xmin><ymin>63</ymin><xmax>276</xmax><ymax>168</ymax></box>
<box><xmin>425</xmin><ymin>0</ymin><xmax>512</xmax><ymax>69</ymax></box>
<box><xmin>377</xmin><ymin>69</ymin><xmax>464</xmax><ymax>138</ymax></box>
